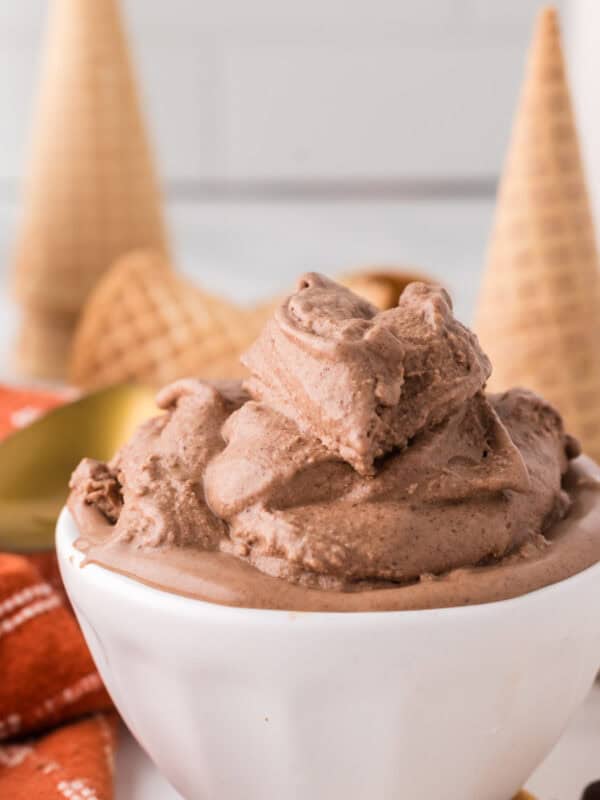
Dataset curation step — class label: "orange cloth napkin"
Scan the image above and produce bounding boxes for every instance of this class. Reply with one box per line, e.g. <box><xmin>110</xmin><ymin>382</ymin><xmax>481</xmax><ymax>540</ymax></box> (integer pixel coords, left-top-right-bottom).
<box><xmin>0</xmin><ymin>387</ymin><xmax>117</xmax><ymax>800</ymax></box>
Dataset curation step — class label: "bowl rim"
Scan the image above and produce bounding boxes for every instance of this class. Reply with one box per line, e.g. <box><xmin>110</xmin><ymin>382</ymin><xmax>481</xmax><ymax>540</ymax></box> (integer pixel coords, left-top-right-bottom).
<box><xmin>56</xmin><ymin>505</ymin><xmax>600</xmax><ymax>625</ymax></box>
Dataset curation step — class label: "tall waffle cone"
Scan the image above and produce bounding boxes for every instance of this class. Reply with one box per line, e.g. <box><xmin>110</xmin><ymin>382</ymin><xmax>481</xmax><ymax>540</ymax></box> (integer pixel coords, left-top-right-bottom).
<box><xmin>15</xmin><ymin>308</ymin><xmax>79</xmax><ymax>381</ymax></box>
<box><xmin>12</xmin><ymin>0</ymin><xmax>169</xmax><ymax>316</ymax></box>
<box><xmin>70</xmin><ymin>252</ymin><xmax>263</xmax><ymax>390</ymax></box>
<box><xmin>475</xmin><ymin>6</ymin><xmax>600</xmax><ymax>461</ymax></box>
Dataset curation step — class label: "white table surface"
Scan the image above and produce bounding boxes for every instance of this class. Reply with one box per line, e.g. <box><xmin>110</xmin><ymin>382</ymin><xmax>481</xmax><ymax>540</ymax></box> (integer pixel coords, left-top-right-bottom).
<box><xmin>0</xmin><ymin>196</ymin><xmax>598</xmax><ymax>799</ymax></box>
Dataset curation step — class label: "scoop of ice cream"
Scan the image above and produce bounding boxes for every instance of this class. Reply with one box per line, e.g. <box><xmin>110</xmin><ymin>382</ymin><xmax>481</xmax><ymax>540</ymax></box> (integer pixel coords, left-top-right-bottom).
<box><xmin>204</xmin><ymin>389</ymin><xmax>571</xmax><ymax>586</ymax></box>
<box><xmin>243</xmin><ymin>273</ymin><xmax>491</xmax><ymax>474</ymax></box>
<box><xmin>69</xmin><ymin>274</ymin><xmax>579</xmax><ymax>595</ymax></box>
<box><xmin>70</xmin><ymin>459</ymin><xmax>122</xmax><ymax>524</ymax></box>
<box><xmin>70</xmin><ymin>378</ymin><xmax>247</xmax><ymax>549</ymax></box>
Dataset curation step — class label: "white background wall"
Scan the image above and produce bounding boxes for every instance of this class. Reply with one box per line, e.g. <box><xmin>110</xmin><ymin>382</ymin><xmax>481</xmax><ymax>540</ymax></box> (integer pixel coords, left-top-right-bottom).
<box><xmin>1</xmin><ymin>0</ymin><xmax>595</xmax><ymax>349</ymax></box>
<box><xmin>0</xmin><ymin>0</ymin><xmax>569</xmax><ymax>194</ymax></box>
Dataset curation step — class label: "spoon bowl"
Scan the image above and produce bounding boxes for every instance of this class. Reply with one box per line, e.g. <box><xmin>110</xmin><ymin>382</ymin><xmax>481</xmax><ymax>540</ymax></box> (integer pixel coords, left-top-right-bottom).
<box><xmin>0</xmin><ymin>383</ymin><xmax>156</xmax><ymax>551</ymax></box>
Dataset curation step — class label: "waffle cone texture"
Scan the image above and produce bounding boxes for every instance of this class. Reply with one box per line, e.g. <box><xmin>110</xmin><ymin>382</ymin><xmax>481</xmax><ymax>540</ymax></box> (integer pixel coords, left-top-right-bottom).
<box><xmin>475</xmin><ymin>6</ymin><xmax>600</xmax><ymax>461</ymax></box>
<box><xmin>12</xmin><ymin>0</ymin><xmax>169</xmax><ymax>316</ymax></box>
<box><xmin>70</xmin><ymin>252</ymin><xmax>429</xmax><ymax>391</ymax></box>
<box><xmin>69</xmin><ymin>252</ymin><xmax>266</xmax><ymax>389</ymax></box>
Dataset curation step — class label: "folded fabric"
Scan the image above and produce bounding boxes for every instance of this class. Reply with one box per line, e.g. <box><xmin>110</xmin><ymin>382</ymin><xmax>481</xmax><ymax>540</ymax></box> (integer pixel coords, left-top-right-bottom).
<box><xmin>0</xmin><ymin>713</ymin><xmax>118</xmax><ymax>800</ymax></box>
<box><xmin>0</xmin><ymin>553</ymin><xmax>112</xmax><ymax>740</ymax></box>
<box><xmin>0</xmin><ymin>387</ymin><xmax>117</xmax><ymax>800</ymax></box>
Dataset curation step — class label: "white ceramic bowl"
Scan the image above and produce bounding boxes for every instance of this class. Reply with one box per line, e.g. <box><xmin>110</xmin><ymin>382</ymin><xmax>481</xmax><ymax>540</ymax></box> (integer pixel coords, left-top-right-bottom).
<box><xmin>57</xmin><ymin>508</ymin><xmax>600</xmax><ymax>800</ymax></box>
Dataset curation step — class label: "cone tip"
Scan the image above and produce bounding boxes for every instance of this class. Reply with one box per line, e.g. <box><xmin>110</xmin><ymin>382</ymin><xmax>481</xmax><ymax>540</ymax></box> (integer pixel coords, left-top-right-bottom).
<box><xmin>536</xmin><ymin>5</ymin><xmax>560</xmax><ymax>35</ymax></box>
<box><xmin>525</xmin><ymin>5</ymin><xmax>564</xmax><ymax>76</ymax></box>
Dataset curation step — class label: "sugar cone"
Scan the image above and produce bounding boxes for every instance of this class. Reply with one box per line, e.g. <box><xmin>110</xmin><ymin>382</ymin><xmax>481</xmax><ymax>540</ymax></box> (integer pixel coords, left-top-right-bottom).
<box><xmin>70</xmin><ymin>251</ymin><xmax>263</xmax><ymax>390</ymax></box>
<box><xmin>475</xmin><ymin>6</ymin><xmax>600</xmax><ymax>461</ymax></box>
<box><xmin>12</xmin><ymin>0</ymin><xmax>169</xmax><ymax>318</ymax></box>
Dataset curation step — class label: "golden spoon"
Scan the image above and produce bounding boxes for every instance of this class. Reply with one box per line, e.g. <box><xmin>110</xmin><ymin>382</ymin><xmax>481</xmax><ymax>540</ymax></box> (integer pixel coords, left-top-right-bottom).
<box><xmin>0</xmin><ymin>383</ymin><xmax>156</xmax><ymax>552</ymax></box>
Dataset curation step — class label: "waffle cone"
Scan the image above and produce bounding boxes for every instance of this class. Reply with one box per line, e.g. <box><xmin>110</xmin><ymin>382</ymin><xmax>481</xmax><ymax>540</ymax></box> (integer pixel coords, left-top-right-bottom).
<box><xmin>70</xmin><ymin>252</ymin><xmax>263</xmax><ymax>390</ymax></box>
<box><xmin>12</xmin><ymin>0</ymin><xmax>169</xmax><ymax>315</ymax></box>
<box><xmin>475</xmin><ymin>7</ymin><xmax>600</xmax><ymax>461</ymax></box>
<box><xmin>15</xmin><ymin>308</ymin><xmax>79</xmax><ymax>381</ymax></box>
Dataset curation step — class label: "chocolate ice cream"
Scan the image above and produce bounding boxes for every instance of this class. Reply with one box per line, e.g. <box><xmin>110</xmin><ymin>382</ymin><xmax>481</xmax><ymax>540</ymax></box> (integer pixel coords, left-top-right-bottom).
<box><xmin>69</xmin><ymin>275</ymin><xmax>600</xmax><ymax>611</ymax></box>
